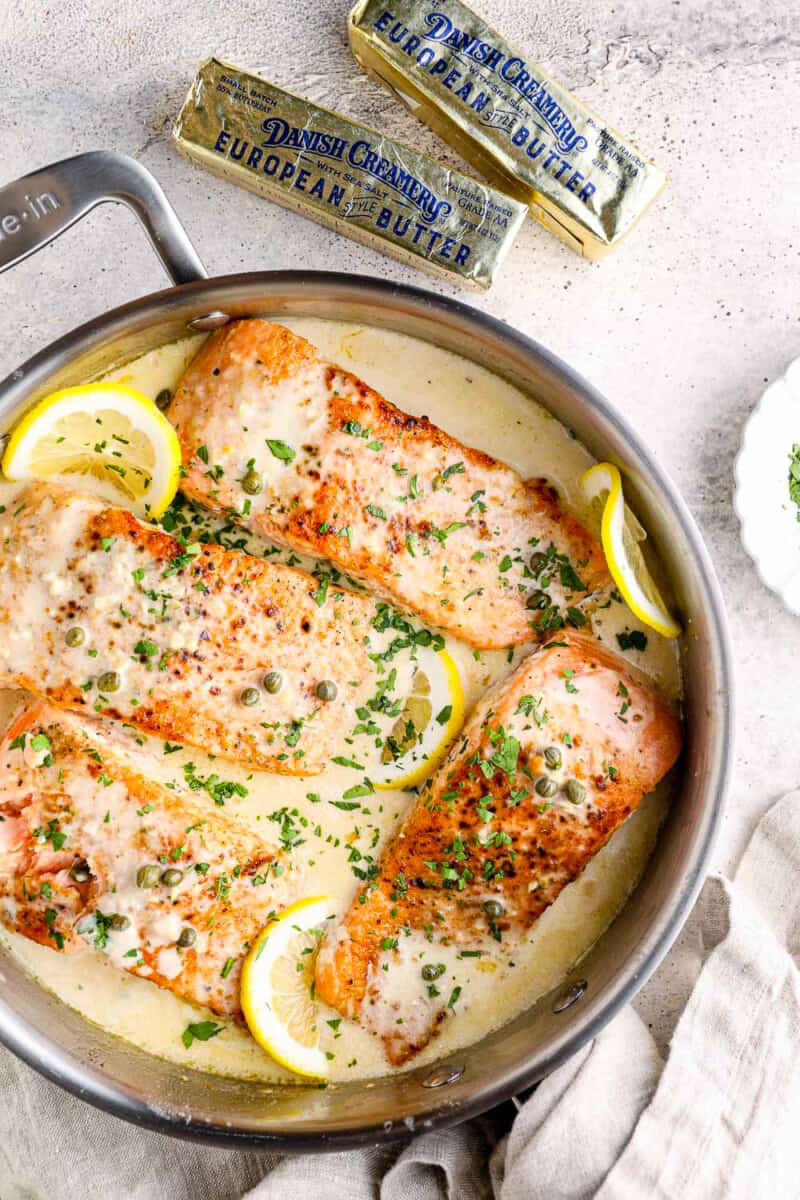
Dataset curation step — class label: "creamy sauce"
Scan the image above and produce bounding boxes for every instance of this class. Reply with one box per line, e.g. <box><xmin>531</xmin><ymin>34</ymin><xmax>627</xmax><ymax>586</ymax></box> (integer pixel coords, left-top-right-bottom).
<box><xmin>0</xmin><ymin>320</ymin><xmax>681</xmax><ymax>1083</ymax></box>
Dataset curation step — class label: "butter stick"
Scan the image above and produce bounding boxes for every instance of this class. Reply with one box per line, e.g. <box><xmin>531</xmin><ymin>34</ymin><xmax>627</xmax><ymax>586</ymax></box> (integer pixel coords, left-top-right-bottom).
<box><xmin>173</xmin><ymin>58</ymin><xmax>527</xmax><ymax>288</ymax></box>
<box><xmin>349</xmin><ymin>1</ymin><xmax>667</xmax><ymax>258</ymax></box>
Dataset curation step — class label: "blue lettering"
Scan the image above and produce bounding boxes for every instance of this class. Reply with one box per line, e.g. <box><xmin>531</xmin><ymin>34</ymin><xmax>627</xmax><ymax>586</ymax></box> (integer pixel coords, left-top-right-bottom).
<box><xmin>261</xmin><ymin>117</ymin><xmax>289</xmax><ymax>147</ymax></box>
<box><xmin>501</xmin><ymin>56</ymin><xmax>524</xmax><ymax>85</ymax></box>
<box><xmin>527</xmin><ymin>137</ymin><xmax>545</xmax><ymax>162</ymax></box>
<box><xmin>423</xmin><ymin>12</ymin><xmax>452</xmax><ymax>40</ymax></box>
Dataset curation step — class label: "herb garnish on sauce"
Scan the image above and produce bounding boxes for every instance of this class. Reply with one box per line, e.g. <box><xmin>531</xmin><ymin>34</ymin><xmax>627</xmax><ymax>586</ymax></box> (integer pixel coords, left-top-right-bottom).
<box><xmin>789</xmin><ymin>444</ymin><xmax>800</xmax><ymax>520</ymax></box>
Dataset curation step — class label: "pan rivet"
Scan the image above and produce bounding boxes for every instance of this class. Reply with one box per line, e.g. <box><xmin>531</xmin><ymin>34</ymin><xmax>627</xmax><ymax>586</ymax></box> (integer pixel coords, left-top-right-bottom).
<box><xmin>188</xmin><ymin>311</ymin><xmax>231</xmax><ymax>331</ymax></box>
<box><xmin>552</xmin><ymin>979</ymin><xmax>587</xmax><ymax>1013</ymax></box>
<box><xmin>422</xmin><ymin>1064</ymin><xmax>464</xmax><ymax>1088</ymax></box>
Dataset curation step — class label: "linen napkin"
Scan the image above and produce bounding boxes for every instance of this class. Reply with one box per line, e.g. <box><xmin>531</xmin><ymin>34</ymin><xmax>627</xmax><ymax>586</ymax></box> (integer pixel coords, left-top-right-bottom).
<box><xmin>2</xmin><ymin>790</ymin><xmax>799</xmax><ymax>1200</ymax></box>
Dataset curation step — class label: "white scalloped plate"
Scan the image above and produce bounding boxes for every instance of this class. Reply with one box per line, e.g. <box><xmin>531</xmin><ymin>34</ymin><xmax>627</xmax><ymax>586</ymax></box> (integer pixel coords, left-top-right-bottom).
<box><xmin>734</xmin><ymin>356</ymin><xmax>800</xmax><ymax>612</ymax></box>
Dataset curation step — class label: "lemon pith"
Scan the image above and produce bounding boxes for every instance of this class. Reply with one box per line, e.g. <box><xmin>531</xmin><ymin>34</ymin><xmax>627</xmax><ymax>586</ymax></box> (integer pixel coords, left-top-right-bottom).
<box><xmin>580</xmin><ymin>462</ymin><xmax>681</xmax><ymax>639</ymax></box>
<box><xmin>240</xmin><ymin>896</ymin><xmax>332</xmax><ymax>1080</ymax></box>
<box><xmin>1</xmin><ymin>383</ymin><xmax>181</xmax><ymax>519</ymax></box>
<box><xmin>374</xmin><ymin>647</ymin><xmax>464</xmax><ymax>790</ymax></box>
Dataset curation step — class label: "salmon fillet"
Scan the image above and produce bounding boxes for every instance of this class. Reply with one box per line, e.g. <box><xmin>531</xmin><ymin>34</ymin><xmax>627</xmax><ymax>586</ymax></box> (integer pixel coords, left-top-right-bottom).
<box><xmin>0</xmin><ymin>700</ymin><xmax>291</xmax><ymax>1016</ymax></box>
<box><xmin>0</xmin><ymin>484</ymin><xmax>374</xmax><ymax>774</ymax></box>
<box><xmin>316</xmin><ymin>631</ymin><xmax>682</xmax><ymax>1064</ymax></box>
<box><xmin>168</xmin><ymin>320</ymin><xmax>610</xmax><ymax>650</ymax></box>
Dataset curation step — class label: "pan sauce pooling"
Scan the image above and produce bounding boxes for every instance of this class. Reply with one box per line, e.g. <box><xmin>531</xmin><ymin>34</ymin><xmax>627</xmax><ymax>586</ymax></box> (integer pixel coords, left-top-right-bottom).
<box><xmin>0</xmin><ymin>321</ymin><xmax>681</xmax><ymax>1083</ymax></box>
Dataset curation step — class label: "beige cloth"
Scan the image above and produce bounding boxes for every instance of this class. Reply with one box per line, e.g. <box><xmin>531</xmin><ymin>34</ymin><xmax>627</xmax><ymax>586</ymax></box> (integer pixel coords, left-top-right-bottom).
<box><xmin>2</xmin><ymin>791</ymin><xmax>800</xmax><ymax>1200</ymax></box>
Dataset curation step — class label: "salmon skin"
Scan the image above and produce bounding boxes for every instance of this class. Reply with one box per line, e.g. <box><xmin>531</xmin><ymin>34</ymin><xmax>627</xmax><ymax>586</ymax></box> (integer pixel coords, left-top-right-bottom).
<box><xmin>168</xmin><ymin>319</ymin><xmax>610</xmax><ymax>650</ymax></box>
<box><xmin>0</xmin><ymin>700</ymin><xmax>291</xmax><ymax>1016</ymax></box>
<box><xmin>315</xmin><ymin>631</ymin><xmax>682</xmax><ymax>1065</ymax></box>
<box><xmin>0</xmin><ymin>484</ymin><xmax>374</xmax><ymax>774</ymax></box>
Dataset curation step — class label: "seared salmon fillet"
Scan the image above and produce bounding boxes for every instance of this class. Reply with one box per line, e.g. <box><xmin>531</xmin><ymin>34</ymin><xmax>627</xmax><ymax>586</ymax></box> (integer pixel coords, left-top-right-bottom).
<box><xmin>0</xmin><ymin>700</ymin><xmax>291</xmax><ymax>1016</ymax></box>
<box><xmin>168</xmin><ymin>320</ymin><xmax>610</xmax><ymax>649</ymax></box>
<box><xmin>316</xmin><ymin>631</ymin><xmax>682</xmax><ymax>1064</ymax></box>
<box><xmin>0</xmin><ymin>484</ymin><xmax>374</xmax><ymax>774</ymax></box>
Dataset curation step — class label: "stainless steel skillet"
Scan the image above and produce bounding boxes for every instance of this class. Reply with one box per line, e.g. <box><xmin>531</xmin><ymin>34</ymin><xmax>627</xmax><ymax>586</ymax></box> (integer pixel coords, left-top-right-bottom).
<box><xmin>0</xmin><ymin>151</ymin><xmax>732</xmax><ymax>1150</ymax></box>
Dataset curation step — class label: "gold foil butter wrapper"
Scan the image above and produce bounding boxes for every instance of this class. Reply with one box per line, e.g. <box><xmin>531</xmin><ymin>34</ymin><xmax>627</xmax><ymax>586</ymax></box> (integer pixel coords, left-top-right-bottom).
<box><xmin>173</xmin><ymin>58</ymin><xmax>527</xmax><ymax>288</ymax></box>
<box><xmin>349</xmin><ymin>1</ymin><xmax>667</xmax><ymax>259</ymax></box>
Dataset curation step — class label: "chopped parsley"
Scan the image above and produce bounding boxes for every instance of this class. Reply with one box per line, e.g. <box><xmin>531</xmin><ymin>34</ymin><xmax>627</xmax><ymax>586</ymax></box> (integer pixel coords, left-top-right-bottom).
<box><xmin>790</xmin><ymin>444</ymin><xmax>800</xmax><ymax>519</ymax></box>
<box><xmin>266</xmin><ymin>439</ymin><xmax>296</xmax><ymax>464</ymax></box>
<box><xmin>182</xmin><ymin>1020</ymin><xmax>223</xmax><ymax>1048</ymax></box>
<box><xmin>182</xmin><ymin>762</ymin><xmax>248</xmax><ymax>806</ymax></box>
<box><xmin>312</xmin><ymin>575</ymin><xmax>329</xmax><ymax>607</ymax></box>
<box><xmin>33</xmin><ymin>818</ymin><xmax>66</xmax><ymax>852</ymax></box>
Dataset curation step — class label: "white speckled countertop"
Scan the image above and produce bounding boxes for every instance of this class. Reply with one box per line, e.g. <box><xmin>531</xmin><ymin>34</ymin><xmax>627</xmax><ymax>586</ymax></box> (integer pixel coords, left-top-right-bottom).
<box><xmin>1</xmin><ymin>0</ymin><xmax>798</xmax><ymax>1049</ymax></box>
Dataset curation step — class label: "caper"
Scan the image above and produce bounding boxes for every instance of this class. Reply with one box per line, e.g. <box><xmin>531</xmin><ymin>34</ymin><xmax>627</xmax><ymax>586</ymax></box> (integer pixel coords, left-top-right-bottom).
<box><xmin>529</xmin><ymin>552</ymin><xmax>549</xmax><ymax>575</ymax></box>
<box><xmin>97</xmin><ymin>670</ymin><xmax>121</xmax><ymax>693</ymax></box>
<box><xmin>69</xmin><ymin>859</ymin><xmax>91</xmax><ymax>883</ymax></box>
<box><xmin>263</xmin><ymin>671</ymin><xmax>283</xmax><ymax>694</ymax></box>
<box><xmin>535</xmin><ymin>776</ymin><xmax>559</xmax><ymax>798</ymax></box>
<box><xmin>155</xmin><ymin>388</ymin><xmax>172</xmax><ymax>411</ymax></box>
<box><xmin>526</xmin><ymin>590</ymin><xmax>550</xmax><ymax>611</ymax></box>
<box><xmin>421</xmin><ymin>962</ymin><xmax>446</xmax><ymax>982</ymax></box>
<box><xmin>177</xmin><ymin>926</ymin><xmax>197</xmax><ymax>948</ymax></box>
<box><xmin>544</xmin><ymin>746</ymin><xmax>562</xmax><ymax>771</ymax></box>
<box><xmin>316</xmin><ymin>679</ymin><xmax>338</xmax><ymax>702</ymax></box>
<box><xmin>137</xmin><ymin>864</ymin><xmax>161</xmax><ymax>889</ymax></box>
<box><xmin>109</xmin><ymin>913</ymin><xmax>131</xmax><ymax>932</ymax></box>
<box><xmin>482</xmin><ymin>898</ymin><xmax>505</xmax><ymax>920</ymax></box>
<box><xmin>241</xmin><ymin>469</ymin><xmax>263</xmax><ymax>496</ymax></box>
<box><xmin>565</xmin><ymin>778</ymin><xmax>587</xmax><ymax>804</ymax></box>
<box><xmin>65</xmin><ymin>626</ymin><xmax>86</xmax><ymax>648</ymax></box>
<box><xmin>240</xmin><ymin>686</ymin><xmax>261</xmax><ymax>707</ymax></box>
<box><xmin>161</xmin><ymin>868</ymin><xmax>183</xmax><ymax>887</ymax></box>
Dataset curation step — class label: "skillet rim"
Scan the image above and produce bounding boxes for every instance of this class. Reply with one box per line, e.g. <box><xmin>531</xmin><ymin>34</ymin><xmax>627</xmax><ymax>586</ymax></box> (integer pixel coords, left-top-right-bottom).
<box><xmin>0</xmin><ymin>268</ymin><xmax>733</xmax><ymax>1149</ymax></box>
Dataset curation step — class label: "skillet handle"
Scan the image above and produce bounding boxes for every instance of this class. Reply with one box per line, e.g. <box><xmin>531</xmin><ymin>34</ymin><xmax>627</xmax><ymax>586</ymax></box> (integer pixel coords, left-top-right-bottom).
<box><xmin>0</xmin><ymin>150</ymin><xmax>207</xmax><ymax>285</ymax></box>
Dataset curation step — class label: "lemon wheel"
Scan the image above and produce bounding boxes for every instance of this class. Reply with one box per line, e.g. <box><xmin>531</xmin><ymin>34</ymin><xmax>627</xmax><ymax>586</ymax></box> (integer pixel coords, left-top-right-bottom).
<box><xmin>1</xmin><ymin>383</ymin><xmax>181</xmax><ymax>519</ymax></box>
<box><xmin>580</xmin><ymin>462</ymin><xmax>680</xmax><ymax>638</ymax></box>
<box><xmin>240</xmin><ymin>896</ymin><xmax>333</xmax><ymax>1079</ymax></box>
<box><xmin>374</xmin><ymin>647</ymin><xmax>464</xmax><ymax>790</ymax></box>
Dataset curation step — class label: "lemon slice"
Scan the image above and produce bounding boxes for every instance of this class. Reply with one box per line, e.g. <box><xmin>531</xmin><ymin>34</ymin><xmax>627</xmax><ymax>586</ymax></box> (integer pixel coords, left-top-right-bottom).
<box><xmin>240</xmin><ymin>896</ymin><xmax>333</xmax><ymax>1079</ymax></box>
<box><xmin>374</xmin><ymin>646</ymin><xmax>464</xmax><ymax>790</ymax></box>
<box><xmin>580</xmin><ymin>462</ymin><xmax>680</xmax><ymax>638</ymax></box>
<box><xmin>1</xmin><ymin>383</ymin><xmax>181</xmax><ymax>519</ymax></box>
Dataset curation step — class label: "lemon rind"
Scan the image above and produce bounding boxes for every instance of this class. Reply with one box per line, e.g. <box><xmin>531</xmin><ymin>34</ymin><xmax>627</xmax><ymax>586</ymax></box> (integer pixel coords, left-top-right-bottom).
<box><xmin>240</xmin><ymin>896</ymin><xmax>332</xmax><ymax>1080</ymax></box>
<box><xmin>581</xmin><ymin>463</ymin><xmax>681</xmax><ymax>639</ymax></box>
<box><xmin>374</xmin><ymin>648</ymin><xmax>465</xmax><ymax>790</ymax></box>
<box><xmin>1</xmin><ymin>383</ymin><xmax>181</xmax><ymax>520</ymax></box>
